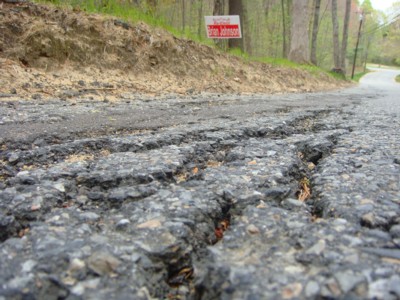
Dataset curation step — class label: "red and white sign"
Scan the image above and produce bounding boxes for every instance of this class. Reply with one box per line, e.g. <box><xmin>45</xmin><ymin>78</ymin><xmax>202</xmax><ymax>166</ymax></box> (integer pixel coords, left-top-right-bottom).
<box><xmin>205</xmin><ymin>15</ymin><xmax>242</xmax><ymax>39</ymax></box>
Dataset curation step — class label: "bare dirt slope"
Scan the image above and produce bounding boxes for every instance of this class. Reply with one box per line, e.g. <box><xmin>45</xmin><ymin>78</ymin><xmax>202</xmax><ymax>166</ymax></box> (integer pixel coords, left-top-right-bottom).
<box><xmin>0</xmin><ymin>1</ymin><xmax>348</xmax><ymax>101</ymax></box>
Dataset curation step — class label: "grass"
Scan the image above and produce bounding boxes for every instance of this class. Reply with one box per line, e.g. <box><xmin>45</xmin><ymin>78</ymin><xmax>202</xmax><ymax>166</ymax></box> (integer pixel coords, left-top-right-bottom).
<box><xmin>396</xmin><ymin>75</ymin><xmax>400</xmax><ymax>83</ymax></box>
<box><xmin>36</xmin><ymin>0</ymin><xmax>347</xmax><ymax>81</ymax></box>
<box><xmin>352</xmin><ymin>71</ymin><xmax>370</xmax><ymax>82</ymax></box>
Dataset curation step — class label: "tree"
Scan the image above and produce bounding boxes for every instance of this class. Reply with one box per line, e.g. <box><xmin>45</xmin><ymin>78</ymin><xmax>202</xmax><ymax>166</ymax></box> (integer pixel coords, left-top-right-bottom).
<box><xmin>310</xmin><ymin>0</ymin><xmax>321</xmax><ymax>65</ymax></box>
<box><xmin>288</xmin><ymin>0</ymin><xmax>310</xmax><ymax>63</ymax></box>
<box><xmin>331</xmin><ymin>0</ymin><xmax>341</xmax><ymax>71</ymax></box>
<box><xmin>340</xmin><ymin>0</ymin><xmax>351</xmax><ymax>72</ymax></box>
<box><xmin>228</xmin><ymin>0</ymin><xmax>245</xmax><ymax>51</ymax></box>
<box><xmin>213</xmin><ymin>0</ymin><xmax>224</xmax><ymax>16</ymax></box>
<box><xmin>281</xmin><ymin>0</ymin><xmax>288</xmax><ymax>57</ymax></box>
<box><xmin>213</xmin><ymin>0</ymin><xmax>226</xmax><ymax>49</ymax></box>
<box><xmin>146</xmin><ymin>0</ymin><xmax>157</xmax><ymax>15</ymax></box>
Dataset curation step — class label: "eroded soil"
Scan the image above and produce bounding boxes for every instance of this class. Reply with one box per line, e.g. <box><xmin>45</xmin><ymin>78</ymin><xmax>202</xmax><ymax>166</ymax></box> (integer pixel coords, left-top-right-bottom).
<box><xmin>0</xmin><ymin>1</ymin><xmax>349</xmax><ymax>101</ymax></box>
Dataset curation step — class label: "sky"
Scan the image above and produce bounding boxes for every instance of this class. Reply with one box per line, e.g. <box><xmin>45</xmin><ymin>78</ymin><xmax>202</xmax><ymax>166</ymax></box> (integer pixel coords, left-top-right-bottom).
<box><xmin>367</xmin><ymin>0</ymin><xmax>397</xmax><ymax>12</ymax></box>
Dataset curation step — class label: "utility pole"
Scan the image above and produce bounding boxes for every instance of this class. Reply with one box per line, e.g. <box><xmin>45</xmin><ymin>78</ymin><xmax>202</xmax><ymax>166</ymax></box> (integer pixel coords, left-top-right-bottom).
<box><xmin>351</xmin><ymin>13</ymin><xmax>363</xmax><ymax>79</ymax></box>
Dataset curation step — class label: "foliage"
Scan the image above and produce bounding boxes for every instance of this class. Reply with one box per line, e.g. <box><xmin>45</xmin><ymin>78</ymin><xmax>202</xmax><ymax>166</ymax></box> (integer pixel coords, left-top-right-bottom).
<box><xmin>396</xmin><ymin>75</ymin><xmax>400</xmax><ymax>83</ymax></box>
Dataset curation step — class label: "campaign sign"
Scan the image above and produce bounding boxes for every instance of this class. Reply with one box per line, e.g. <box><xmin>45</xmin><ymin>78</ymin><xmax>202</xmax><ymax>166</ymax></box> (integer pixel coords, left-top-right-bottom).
<box><xmin>205</xmin><ymin>15</ymin><xmax>242</xmax><ymax>39</ymax></box>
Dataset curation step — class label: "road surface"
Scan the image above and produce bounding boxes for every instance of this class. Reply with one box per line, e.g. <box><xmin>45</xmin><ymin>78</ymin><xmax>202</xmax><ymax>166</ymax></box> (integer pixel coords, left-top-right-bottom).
<box><xmin>0</xmin><ymin>69</ymin><xmax>399</xmax><ymax>299</ymax></box>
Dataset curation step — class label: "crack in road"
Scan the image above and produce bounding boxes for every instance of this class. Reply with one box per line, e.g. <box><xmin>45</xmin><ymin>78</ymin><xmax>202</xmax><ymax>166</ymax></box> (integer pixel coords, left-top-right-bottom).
<box><xmin>0</xmin><ymin>106</ymin><xmax>356</xmax><ymax>299</ymax></box>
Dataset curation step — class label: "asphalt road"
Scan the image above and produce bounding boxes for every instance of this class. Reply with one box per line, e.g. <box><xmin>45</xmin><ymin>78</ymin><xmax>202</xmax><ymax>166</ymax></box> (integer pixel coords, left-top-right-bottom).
<box><xmin>0</xmin><ymin>69</ymin><xmax>399</xmax><ymax>299</ymax></box>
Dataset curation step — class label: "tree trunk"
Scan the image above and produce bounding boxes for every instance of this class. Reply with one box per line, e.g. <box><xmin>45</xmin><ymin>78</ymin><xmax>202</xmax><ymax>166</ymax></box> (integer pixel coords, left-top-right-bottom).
<box><xmin>213</xmin><ymin>0</ymin><xmax>224</xmax><ymax>15</ymax></box>
<box><xmin>331</xmin><ymin>0</ymin><xmax>341</xmax><ymax>70</ymax></box>
<box><xmin>310</xmin><ymin>0</ymin><xmax>321</xmax><ymax>65</ymax></box>
<box><xmin>340</xmin><ymin>0</ymin><xmax>351</xmax><ymax>73</ymax></box>
<box><xmin>288</xmin><ymin>0</ymin><xmax>310</xmax><ymax>63</ymax></box>
<box><xmin>182</xmin><ymin>0</ymin><xmax>185</xmax><ymax>33</ymax></box>
<box><xmin>197</xmin><ymin>0</ymin><xmax>203</xmax><ymax>38</ymax></box>
<box><xmin>281</xmin><ymin>0</ymin><xmax>287</xmax><ymax>58</ymax></box>
<box><xmin>213</xmin><ymin>0</ymin><xmax>226</xmax><ymax>49</ymax></box>
<box><xmin>228</xmin><ymin>0</ymin><xmax>244</xmax><ymax>52</ymax></box>
<box><xmin>147</xmin><ymin>0</ymin><xmax>156</xmax><ymax>15</ymax></box>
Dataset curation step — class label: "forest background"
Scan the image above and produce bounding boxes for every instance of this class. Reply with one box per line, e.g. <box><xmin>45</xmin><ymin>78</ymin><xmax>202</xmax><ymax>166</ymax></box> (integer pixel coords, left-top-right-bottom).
<box><xmin>44</xmin><ymin>0</ymin><xmax>400</xmax><ymax>76</ymax></box>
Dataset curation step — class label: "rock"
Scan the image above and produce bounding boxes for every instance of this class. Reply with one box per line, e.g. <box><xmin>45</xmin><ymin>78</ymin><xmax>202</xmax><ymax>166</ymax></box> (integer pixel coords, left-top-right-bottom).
<box><xmin>246</xmin><ymin>224</ymin><xmax>260</xmax><ymax>234</ymax></box>
<box><xmin>8</xmin><ymin>152</ymin><xmax>20</xmax><ymax>164</ymax></box>
<box><xmin>390</xmin><ymin>224</ymin><xmax>400</xmax><ymax>239</ymax></box>
<box><xmin>88</xmin><ymin>252</ymin><xmax>121</xmax><ymax>276</ymax></box>
<box><xmin>305</xmin><ymin>281</ymin><xmax>320</xmax><ymax>297</ymax></box>
<box><xmin>361</xmin><ymin>248</ymin><xmax>400</xmax><ymax>260</ymax></box>
<box><xmin>306</xmin><ymin>239</ymin><xmax>326</xmax><ymax>256</ymax></box>
<box><xmin>137</xmin><ymin>219</ymin><xmax>162</xmax><ymax>229</ymax></box>
<box><xmin>281</xmin><ymin>198</ymin><xmax>306</xmax><ymax>210</ymax></box>
<box><xmin>69</xmin><ymin>258</ymin><xmax>86</xmax><ymax>273</ymax></box>
<box><xmin>116</xmin><ymin>219</ymin><xmax>130</xmax><ymax>230</ymax></box>
<box><xmin>281</xmin><ymin>282</ymin><xmax>303</xmax><ymax>299</ymax></box>
<box><xmin>334</xmin><ymin>271</ymin><xmax>365</xmax><ymax>293</ymax></box>
<box><xmin>79</xmin><ymin>212</ymin><xmax>100</xmax><ymax>222</ymax></box>
<box><xmin>32</xmin><ymin>94</ymin><xmax>42</xmax><ymax>100</ymax></box>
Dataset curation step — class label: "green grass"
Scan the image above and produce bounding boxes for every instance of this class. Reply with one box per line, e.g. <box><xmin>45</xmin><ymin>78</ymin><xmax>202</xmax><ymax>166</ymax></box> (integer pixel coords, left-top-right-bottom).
<box><xmin>352</xmin><ymin>71</ymin><xmax>370</xmax><ymax>82</ymax></box>
<box><xmin>396</xmin><ymin>75</ymin><xmax>400</xmax><ymax>83</ymax></box>
<box><xmin>250</xmin><ymin>56</ymin><xmax>333</xmax><ymax>78</ymax></box>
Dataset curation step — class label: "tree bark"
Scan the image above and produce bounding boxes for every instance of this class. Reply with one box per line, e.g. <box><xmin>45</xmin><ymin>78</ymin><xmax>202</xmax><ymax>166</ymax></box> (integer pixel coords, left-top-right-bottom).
<box><xmin>340</xmin><ymin>0</ymin><xmax>351</xmax><ymax>72</ymax></box>
<box><xmin>181</xmin><ymin>0</ymin><xmax>185</xmax><ymax>33</ymax></box>
<box><xmin>146</xmin><ymin>0</ymin><xmax>156</xmax><ymax>15</ymax></box>
<box><xmin>288</xmin><ymin>0</ymin><xmax>310</xmax><ymax>63</ymax></box>
<box><xmin>197</xmin><ymin>0</ymin><xmax>203</xmax><ymax>38</ymax></box>
<box><xmin>281</xmin><ymin>0</ymin><xmax>287</xmax><ymax>58</ymax></box>
<box><xmin>213</xmin><ymin>0</ymin><xmax>224</xmax><ymax>15</ymax></box>
<box><xmin>228</xmin><ymin>0</ymin><xmax>244</xmax><ymax>52</ymax></box>
<box><xmin>213</xmin><ymin>0</ymin><xmax>226</xmax><ymax>49</ymax></box>
<box><xmin>331</xmin><ymin>0</ymin><xmax>341</xmax><ymax>70</ymax></box>
<box><xmin>310</xmin><ymin>0</ymin><xmax>321</xmax><ymax>65</ymax></box>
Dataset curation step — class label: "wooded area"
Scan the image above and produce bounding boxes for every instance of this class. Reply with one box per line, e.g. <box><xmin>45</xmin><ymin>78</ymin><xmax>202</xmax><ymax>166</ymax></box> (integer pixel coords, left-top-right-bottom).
<box><xmin>75</xmin><ymin>0</ymin><xmax>400</xmax><ymax>73</ymax></box>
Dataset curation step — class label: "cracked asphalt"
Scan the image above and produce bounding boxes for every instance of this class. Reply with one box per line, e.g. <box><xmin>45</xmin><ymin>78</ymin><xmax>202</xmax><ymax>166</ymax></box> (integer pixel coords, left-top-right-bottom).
<box><xmin>0</xmin><ymin>68</ymin><xmax>399</xmax><ymax>299</ymax></box>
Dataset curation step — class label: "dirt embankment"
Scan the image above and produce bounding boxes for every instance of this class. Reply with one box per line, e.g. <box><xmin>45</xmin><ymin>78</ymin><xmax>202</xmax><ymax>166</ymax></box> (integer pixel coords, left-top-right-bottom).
<box><xmin>0</xmin><ymin>1</ymin><xmax>348</xmax><ymax>101</ymax></box>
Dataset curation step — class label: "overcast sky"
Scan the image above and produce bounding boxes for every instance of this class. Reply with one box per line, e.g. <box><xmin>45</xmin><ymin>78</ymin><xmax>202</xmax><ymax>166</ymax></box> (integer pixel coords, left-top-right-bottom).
<box><xmin>368</xmin><ymin>0</ymin><xmax>397</xmax><ymax>12</ymax></box>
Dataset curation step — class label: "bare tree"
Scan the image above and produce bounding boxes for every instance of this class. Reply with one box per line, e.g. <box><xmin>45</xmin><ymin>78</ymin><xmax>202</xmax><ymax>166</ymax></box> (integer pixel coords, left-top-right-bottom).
<box><xmin>340</xmin><ymin>0</ymin><xmax>351</xmax><ymax>72</ymax></box>
<box><xmin>310</xmin><ymin>0</ymin><xmax>321</xmax><ymax>65</ymax></box>
<box><xmin>331</xmin><ymin>0</ymin><xmax>341</xmax><ymax>71</ymax></box>
<box><xmin>288</xmin><ymin>0</ymin><xmax>310</xmax><ymax>63</ymax></box>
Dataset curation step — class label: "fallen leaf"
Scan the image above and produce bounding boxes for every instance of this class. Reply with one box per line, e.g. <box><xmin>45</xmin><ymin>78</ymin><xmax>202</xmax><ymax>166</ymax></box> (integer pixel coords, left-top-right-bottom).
<box><xmin>18</xmin><ymin>228</ymin><xmax>30</xmax><ymax>238</ymax></box>
<box><xmin>298</xmin><ymin>177</ymin><xmax>311</xmax><ymax>202</ymax></box>
<box><xmin>168</xmin><ymin>267</ymin><xmax>194</xmax><ymax>287</ymax></box>
<box><xmin>307</xmin><ymin>162</ymin><xmax>316</xmax><ymax>170</ymax></box>
<box><xmin>220</xmin><ymin>220</ymin><xmax>230</xmax><ymax>231</ymax></box>
<box><xmin>248</xmin><ymin>160</ymin><xmax>257</xmax><ymax>165</ymax></box>
<box><xmin>192</xmin><ymin>167</ymin><xmax>199</xmax><ymax>174</ymax></box>
<box><xmin>215</xmin><ymin>228</ymin><xmax>224</xmax><ymax>240</ymax></box>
